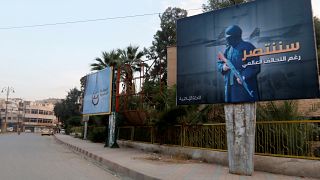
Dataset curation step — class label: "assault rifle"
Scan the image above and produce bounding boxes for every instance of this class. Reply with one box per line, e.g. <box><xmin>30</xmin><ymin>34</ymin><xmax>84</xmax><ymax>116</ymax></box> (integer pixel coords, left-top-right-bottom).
<box><xmin>218</xmin><ymin>52</ymin><xmax>254</xmax><ymax>97</ymax></box>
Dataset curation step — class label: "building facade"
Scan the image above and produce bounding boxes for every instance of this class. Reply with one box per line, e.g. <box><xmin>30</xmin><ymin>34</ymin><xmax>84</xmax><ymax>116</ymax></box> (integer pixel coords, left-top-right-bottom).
<box><xmin>0</xmin><ymin>98</ymin><xmax>59</xmax><ymax>132</ymax></box>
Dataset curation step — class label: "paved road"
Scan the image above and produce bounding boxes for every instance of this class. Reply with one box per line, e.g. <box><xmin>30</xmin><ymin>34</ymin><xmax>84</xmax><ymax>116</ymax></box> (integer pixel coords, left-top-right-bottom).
<box><xmin>0</xmin><ymin>133</ymin><xmax>119</xmax><ymax>180</ymax></box>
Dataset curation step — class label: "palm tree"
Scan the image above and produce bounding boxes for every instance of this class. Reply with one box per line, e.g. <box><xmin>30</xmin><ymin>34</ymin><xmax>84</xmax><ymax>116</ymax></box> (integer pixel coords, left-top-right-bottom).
<box><xmin>118</xmin><ymin>45</ymin><xmax>145</xmax><ymax>71</ymax></box>
<box><xmin>117</xmin><ymin>45</ymin><xmax>146</xmax><ymax>94</ymax></box>
<box><xmin>90</xmin><ymin>50</ymin><xmax>120</xmax><ymax>71</ymax></box>
<box><xmin>90</xmin><ymin>45</ymin><xmax>146</xmax><ymax>96</ymax></box>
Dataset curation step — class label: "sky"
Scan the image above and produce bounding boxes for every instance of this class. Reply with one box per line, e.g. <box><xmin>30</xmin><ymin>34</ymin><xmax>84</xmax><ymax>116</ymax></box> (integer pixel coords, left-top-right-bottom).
<box><xmin>0</xmin><ymin>0</ymin><xmax>319</xmax><ymax>101</ymax></box>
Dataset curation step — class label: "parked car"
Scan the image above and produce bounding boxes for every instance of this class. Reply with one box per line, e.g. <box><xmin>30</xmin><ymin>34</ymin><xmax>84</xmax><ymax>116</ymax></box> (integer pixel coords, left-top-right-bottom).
<box><xmin>60</xmin><ymin>129</ymin><xmax>65</xmax><ymax>134</ymax></box>
<box><xmin>25</xmin><ymin>129</ymin><xmax>32</xmax><ymax>133</ymax></box>
<box><xmin>41</xmin><ymin>129</ymin><xmax>53</xmax><ymax>136</ymax></box>
<box><xmin>7</xmin><ymin>127</ymin><xmax>13</xmax><ymax>132</ymax></box>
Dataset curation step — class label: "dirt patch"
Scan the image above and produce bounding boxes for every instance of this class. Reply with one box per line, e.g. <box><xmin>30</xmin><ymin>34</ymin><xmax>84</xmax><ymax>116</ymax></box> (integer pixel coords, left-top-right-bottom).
<box><xmin>133</xmin><ymin>153</ymin><xmax>203</xmax><ymax>164</ymax></box>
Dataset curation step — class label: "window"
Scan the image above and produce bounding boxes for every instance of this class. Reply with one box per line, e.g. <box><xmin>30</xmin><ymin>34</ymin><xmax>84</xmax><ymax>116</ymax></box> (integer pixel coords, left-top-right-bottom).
<box><xmin>31</xmin><ymin>109</ymin><xmax>38</xmax><ymax>114</ymax></box>
<box><xmin>24</xmin><ymin>118</ymin><xmax>30</xmax><ymax>122</ymax></box>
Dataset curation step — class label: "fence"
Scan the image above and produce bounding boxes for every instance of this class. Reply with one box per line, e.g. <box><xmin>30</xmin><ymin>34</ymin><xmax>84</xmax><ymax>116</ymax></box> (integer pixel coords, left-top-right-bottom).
<box><xmin>118</xmin><ymin>120</ymin><xmax>320</xmax><ymax>160</ymax></box>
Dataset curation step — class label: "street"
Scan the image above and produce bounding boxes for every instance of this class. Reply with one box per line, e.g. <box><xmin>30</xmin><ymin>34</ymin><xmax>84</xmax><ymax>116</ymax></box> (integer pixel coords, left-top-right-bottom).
<box><xmin>0</xmin><ymin>133</ymin><xmax>119</xmax><ymax>180</ymax></box>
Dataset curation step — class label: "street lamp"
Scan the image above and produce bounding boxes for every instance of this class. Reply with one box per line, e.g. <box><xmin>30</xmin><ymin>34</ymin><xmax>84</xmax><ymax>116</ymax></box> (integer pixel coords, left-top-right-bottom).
<box><xmin>1</xmin><ymin>87</ymin><xmax>15</xmax><ymax>133</ymax></box>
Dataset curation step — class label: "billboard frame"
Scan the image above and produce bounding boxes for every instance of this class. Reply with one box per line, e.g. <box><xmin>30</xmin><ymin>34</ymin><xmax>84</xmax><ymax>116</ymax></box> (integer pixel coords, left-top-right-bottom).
<box><xmin>82</xmin><ymin>66</ymin><xmax>113</xmax><ymax>116</ymax></box>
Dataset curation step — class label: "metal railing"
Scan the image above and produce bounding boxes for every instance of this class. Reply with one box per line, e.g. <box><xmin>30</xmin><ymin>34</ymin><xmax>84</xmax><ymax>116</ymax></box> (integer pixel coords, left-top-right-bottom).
<box><xmin>118</xmin><ymin>120</ymin><xmax>320</xmax><ymax>160</ymax></box>
<box><xmin>255</xmin><ymin>120</ymin><xmax>320</xmax><ymax>159</ymax></box>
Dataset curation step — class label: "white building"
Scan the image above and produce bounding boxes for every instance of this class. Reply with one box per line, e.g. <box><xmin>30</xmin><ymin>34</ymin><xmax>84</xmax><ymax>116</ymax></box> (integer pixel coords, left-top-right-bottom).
<box><xmin>0</xmin><ymin>98</ymin><xmax>59</xmax><ymax>132</ymax></box>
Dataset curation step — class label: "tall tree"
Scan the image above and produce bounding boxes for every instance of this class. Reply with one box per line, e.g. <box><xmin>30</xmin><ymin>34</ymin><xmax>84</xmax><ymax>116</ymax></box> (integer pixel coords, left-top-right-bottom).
<box><xmin>79</xmin><ymin>75</ymin><xmax>87</xmax><ymax>112</ymax></box>
<box><xmin>118</xmin><ymin>45</ymin><xmax>145</xmax><ymax>72</ymax></box>
<box><xmin>53</xmin><ymin>88</ymin><xmax>81</xmax><ymax>128</ymax></box>
<box><xmin>64</xmin><ymin>88</ymin><xmax>82</xmax><ymax>116</ymax></box>
<box><xmin>202</xmin><ymin>0</ymin><xmax>252</xmax><ymax>11</ymax></box>
<box><xmin>90</xmin><ymin>50</ymin><xmax>120</xmax><ymax>71</ymax></box>
<box><xmin>90</xmin><ymin>45</ymin><xmax>145</xmax><ymax>95</ymax></box>
<box><xmin>145</xmin><ymin>7</ymin><xmax>187</xmax><ymax>83</ymax></box>
<box><xmin>53</xmin><ymin>100</ymin><xmax>67</xmax><ymax>122</ymax></box>
<box><xmin>118</xmin><ymin>45</ymin><xmax>145</xmax><ymax>94</ymax></box>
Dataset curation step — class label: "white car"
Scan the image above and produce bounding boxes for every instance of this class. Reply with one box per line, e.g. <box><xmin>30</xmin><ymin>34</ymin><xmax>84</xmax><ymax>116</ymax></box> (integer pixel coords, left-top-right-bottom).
<box><xmin>25</xmin><ymin>129</ymin><xmax>32</xmax><ymax>133</ymax></box>
<box><xmin>41</xmin><ymin>129</ymin><xmax>52</xmax><ymax>136</ymax></box>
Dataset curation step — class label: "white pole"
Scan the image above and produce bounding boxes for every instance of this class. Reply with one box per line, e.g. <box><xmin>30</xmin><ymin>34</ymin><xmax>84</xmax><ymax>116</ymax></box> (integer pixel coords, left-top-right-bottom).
<box><xmin>224</xmin><ymin>103</ymin><xmax>256</xmax><ymax>175</ymax></box>
<box><xmin>83</xmin><ymin>116</ymin><xmax>89</xmax><ymax>140</ymax></box>
<box><xmin>108</xmin><ymin>112</ymin><xmax>116</xmax><ymax>147</ymax></box>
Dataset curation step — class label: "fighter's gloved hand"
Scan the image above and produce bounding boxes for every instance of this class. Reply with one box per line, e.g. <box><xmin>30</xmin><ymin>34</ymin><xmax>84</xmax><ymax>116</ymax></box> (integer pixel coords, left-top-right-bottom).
<box><xmin>237</xmin><ymin>76</ymin><xmax>245</xmax><ymax>85</ymax></box>
<box><xmin>223</xmin><ymin>64</ymin><xmax>230</xmax><ymax>71</ymax></box>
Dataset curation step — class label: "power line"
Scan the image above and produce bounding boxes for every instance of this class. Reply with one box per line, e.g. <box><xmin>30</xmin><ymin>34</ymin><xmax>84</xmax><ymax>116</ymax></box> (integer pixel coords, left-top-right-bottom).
<box><xmin>0</xmin><ymin>8</ymin><xmax>202</xmax><ymax>30</ymax></box>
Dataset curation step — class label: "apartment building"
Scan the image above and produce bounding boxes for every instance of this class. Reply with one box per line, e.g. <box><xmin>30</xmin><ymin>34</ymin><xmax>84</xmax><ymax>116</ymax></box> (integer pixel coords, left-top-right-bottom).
<box><xmin>0</xmin><ymin>98</ymin><xmax>59</xmax><ymax>132</ymax></box>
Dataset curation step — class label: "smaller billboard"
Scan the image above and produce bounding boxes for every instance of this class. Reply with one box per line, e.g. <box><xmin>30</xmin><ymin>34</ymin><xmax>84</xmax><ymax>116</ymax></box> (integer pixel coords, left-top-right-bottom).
<box><xmin>82</xmin><ymin>67</ymin><xmax>113</xmax><ymax>115</ymax></box>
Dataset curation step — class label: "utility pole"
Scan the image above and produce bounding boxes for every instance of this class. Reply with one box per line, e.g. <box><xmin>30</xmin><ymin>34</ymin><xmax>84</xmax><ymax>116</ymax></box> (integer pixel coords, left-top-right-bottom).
<box><xmin>17</xmin><ymin>107</ymin><xmax>20</xmax><ymax>135</ymax></box>
<box><xmin>17</xmin><ymin>98</ymin><xmax>23</xmax><ymax>135</ymax></box>
<box><xmin>1</xmin><ymin>87</ymin><xmax>15</xmax><ymax>133</ymax></box>
<box><xmin>22</xmin><ymin>101</ymin><xmax>26</xmax><ymax>133</ymax></box>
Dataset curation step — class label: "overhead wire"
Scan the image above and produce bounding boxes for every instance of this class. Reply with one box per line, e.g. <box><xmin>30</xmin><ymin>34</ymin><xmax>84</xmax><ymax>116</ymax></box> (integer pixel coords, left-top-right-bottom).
<box><xmin>0</xmin><ymin>8</ymin><xmax>202</xmax><ymax>30</ymax></box>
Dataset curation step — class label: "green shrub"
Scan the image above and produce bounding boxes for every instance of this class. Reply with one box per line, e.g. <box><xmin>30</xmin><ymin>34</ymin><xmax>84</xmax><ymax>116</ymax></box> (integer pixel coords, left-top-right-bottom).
<box><xmin>314</xmin><ymin>147</ymin><xmax>320</xmax><ymax>157</ymax></box>
<box><xmin>70</xmin><ymin>126</ymin><xmax>83</xmax><ymax>138</ymax></box>
<box><xmin>88</xmin><ymin>127</ymin><xmax>107</xmax><ymax>143</ymax></box>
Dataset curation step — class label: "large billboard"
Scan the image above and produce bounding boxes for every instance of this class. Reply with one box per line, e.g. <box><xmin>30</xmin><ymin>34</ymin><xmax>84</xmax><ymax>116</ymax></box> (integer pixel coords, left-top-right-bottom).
<box><xmin>83</xmin><ymin>67</ymin><xmax>113</xmax><ymax>115</ymax></box>
<box><xmin>177</xmin><ymin>0</ymin><xmax>319</xmax><ymax>105</ymax></box>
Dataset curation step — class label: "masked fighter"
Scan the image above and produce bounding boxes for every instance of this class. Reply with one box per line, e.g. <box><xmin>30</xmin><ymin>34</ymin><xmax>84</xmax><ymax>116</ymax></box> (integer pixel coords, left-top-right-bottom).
<box><xmin>217</xmin><ymin>25</ymin><xmax>260</xmax><ymax>103</ymax></box>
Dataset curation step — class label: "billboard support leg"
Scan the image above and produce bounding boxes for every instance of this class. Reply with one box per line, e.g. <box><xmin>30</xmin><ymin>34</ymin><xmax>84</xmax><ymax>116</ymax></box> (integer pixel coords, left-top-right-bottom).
<box><xmin>108</xmin><ymin>112</ymin><xmax>119</xmax><ymax>148</ymax></box>
<box><xmin>224</xmin><ymin>103</ymin><xmax>256</xmax><ymax>176</ymax></box>
<box><xmin>83</xmin><ymin>121</ymin><xmax>88</xmax><ymax>140</ymax></box>
<box><xmin>104</xmin><ymin>118</ymin><xmax>109</xmax><ymax>147</ymax></box>
<box><xmin>83</xmin><ymin>116</ymin><xmax>89</xmax><ymax>140</ymax></box>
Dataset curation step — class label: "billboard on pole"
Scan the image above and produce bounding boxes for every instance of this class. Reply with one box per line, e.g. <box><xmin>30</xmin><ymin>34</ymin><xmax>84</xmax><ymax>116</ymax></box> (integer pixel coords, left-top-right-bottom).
<box><xmin>83</xmin><ymin>67</ymin><xmax>113</xmax><ymax>115</ymax></box>
<box><xmin>177</xmin><ymin>0</ymin><xmax>319</xmax><ymax>105</ymax></box>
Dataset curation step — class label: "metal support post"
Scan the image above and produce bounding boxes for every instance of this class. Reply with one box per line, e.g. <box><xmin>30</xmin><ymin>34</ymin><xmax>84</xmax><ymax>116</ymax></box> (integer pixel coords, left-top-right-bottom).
<box><xmin>105</xmin><ymin>66</ymin><xmax>119</xmax><ymax>148</ymax></box>
<box><xmin>83</xmin><ymin>116</ymin><xmax>89</xmax><ymax>140</ymax></box>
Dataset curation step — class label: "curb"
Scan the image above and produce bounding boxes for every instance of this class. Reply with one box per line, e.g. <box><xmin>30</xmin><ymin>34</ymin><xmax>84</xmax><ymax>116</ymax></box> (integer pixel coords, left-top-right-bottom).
<box><xmin>54</xmin><ymin>135</ymin><xmax>320</xmax><ymax>179</ymax></box>
<box><xmin>54</xmin><ymin>135</ymin><xmax>160</xmax><ymax>180</ymax></box>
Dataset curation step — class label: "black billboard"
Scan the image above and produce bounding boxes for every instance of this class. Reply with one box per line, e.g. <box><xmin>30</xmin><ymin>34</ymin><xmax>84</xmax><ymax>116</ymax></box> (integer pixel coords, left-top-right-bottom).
<box><xmin>177</xmin><ymin>0</ymin><xmax>319</xmax><ymax>104</ymax></box>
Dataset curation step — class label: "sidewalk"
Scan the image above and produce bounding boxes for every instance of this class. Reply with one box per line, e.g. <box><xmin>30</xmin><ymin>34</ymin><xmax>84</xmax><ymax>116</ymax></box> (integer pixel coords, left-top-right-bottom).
<box><xmin>54</xmin><ymin>134</ymin><xmax>316</xmax><ymax>180</ymax></box>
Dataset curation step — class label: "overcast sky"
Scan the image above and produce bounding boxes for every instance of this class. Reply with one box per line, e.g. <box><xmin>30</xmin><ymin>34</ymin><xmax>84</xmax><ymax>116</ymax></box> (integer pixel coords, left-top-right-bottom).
<box><xmin>0</xmin><ymin>0</ymin><xmax>318</xmax><ymax>101</ymax></box>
